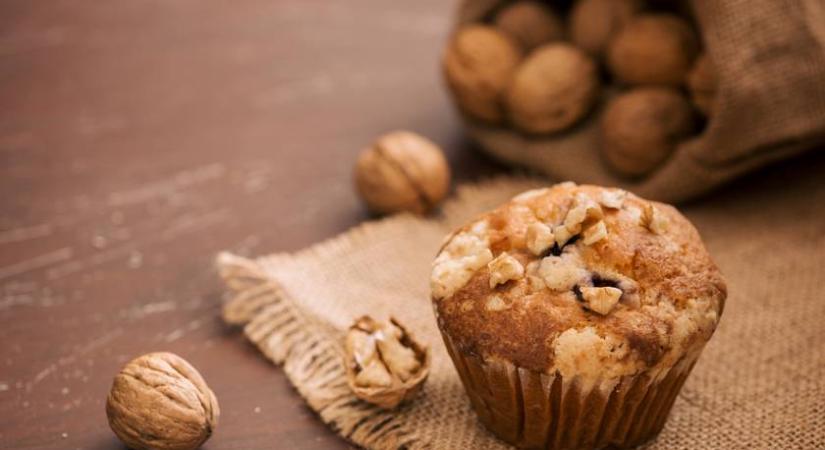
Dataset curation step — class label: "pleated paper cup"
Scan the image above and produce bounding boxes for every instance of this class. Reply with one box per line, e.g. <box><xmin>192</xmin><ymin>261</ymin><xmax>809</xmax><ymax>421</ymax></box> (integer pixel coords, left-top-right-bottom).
<box><xmin>443</xmin><ymin>333</ymin><xmax>700</xmax><ymax>449</ymax></box>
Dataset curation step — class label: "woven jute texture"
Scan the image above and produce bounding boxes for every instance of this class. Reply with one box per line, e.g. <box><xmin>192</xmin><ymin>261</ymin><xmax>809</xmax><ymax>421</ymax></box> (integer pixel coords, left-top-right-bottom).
<box><xmin>451</xmin><ymin>0</ymin><xmax>825</xmax><ymax>203</ymax></box>
<box><xmin>218</xmin><ymin>169</ymin><xmax>825</xmax><ymax>449</ymax></box>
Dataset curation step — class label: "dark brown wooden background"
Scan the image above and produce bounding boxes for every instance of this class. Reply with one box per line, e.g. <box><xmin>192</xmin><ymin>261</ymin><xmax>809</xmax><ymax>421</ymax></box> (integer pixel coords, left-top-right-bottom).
<box><xmin>2</xmin><ymin>1</ymin><xmax>824</xmax><ymax>449</ymax></box>
<box><xmin>0</xmin><ymin>0</ymin><xmax>498</xmax><ymax>448</ymax></box>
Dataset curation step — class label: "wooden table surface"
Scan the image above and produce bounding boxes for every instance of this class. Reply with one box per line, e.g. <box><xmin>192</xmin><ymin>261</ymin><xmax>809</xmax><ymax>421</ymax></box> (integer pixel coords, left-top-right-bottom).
<box><xmin>0</xmin><ymin>1</ymin><xmax>502</xmax><ymax>448</ymax></box>
<box><xmin>3</xmin><ymin>1</ymin><xmax>824</xmax><ymax>449</ymax></box>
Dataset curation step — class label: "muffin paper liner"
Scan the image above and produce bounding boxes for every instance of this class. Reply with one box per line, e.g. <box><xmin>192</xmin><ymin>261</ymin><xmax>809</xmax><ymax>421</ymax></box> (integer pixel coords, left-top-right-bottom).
<box><xmin>442</xmin><ymin>333</ymin><xmax>699</xmax><ymax>449</ymax></box>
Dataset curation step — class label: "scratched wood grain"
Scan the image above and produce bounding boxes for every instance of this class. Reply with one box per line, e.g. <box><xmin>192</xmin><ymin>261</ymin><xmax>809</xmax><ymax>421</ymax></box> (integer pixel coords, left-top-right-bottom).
<box><xmin>0</xmin><ymin>0</ymin><xmax>503</xmax><ymax>448</ymax></box>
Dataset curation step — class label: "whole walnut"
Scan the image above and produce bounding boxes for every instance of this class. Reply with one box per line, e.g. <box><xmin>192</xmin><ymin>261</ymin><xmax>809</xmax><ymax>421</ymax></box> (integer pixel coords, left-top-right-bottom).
<box><xmin>493</xmin><ymin>0</ymin><xmax>564</xmax><ymax>52</ymax></box>
<box><xmin>443</xmin><ymin>25</ymin><xmax>522</xmax><ymax>123</ymax></box>
<box><xmin>687</xmin><ymin>52</ymin><xmax>717</xmax><ymax>116</ymax></box>
<box><xmin>601</xmin><ymin>87</ymin><xmax>696</xmax><ymax>177</ymax></box>
<box><xmin>607</xmin><ymin>14</ymin><xmax>699</xmax><ymax>86</ymax></box>
<box><xmin>505</xmin><ymin>43</ymin><xmax>600</xmax><ymax>134</ymax></box>
<box><xmin>569</xmin><ymin>0</ymin><xmax>642</xmax><ymax>58</ymax></box>
<box><xmin>354</xmin><ymin>131</ymin><xmax>450</xmax><ymax>215</ymax></box>
<box><xmin>106</xmin><ymin>352</ymin><xmax>219</xmax><ymax>450</ymax></box>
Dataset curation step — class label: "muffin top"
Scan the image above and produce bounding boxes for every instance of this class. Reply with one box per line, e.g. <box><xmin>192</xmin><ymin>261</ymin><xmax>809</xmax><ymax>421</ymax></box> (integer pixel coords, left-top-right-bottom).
<box><xmin>430</xmin><ymin>183</ymin><xmax>726</xmax><ymax>381</ymax></box>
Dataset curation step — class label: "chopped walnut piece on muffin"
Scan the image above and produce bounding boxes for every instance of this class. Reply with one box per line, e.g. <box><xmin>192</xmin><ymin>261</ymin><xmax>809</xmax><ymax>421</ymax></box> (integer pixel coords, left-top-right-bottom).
<box><xmin>599</xmin><ymin>188</ymin><xmax>627</xmax><ymax>209</ymax></box>
<box><xmin>430</xmin><ymin>223</ymin><xmax>493</xmax><ymax>300</ymax></box>
<box><xmin>538</xmin><ymin>253</ymin><xmax>589</xmax><ymax>291</ymax></box>
<box><xmin>525</xmin><ymin>222</ymin><xmax>555</xmax><ymax>256</ymax></box>
<box><xmin>579</xmin><ymin>285</ymin><xmax>622</xmax><ymax>314</ymax></box>
<box><xmin>487</xmin><ymin>252</ymin><xmax>525</xmax><ymax>288</ymax></box>
<box><xmin>582</xmin><ymin>220</ymin><xmax>608</xmax><ymax>245</ymax></box>
<box><xmin>642</xmin><ymin>203</ymin><xmax>670</xmax><ymax>234</ymax></box>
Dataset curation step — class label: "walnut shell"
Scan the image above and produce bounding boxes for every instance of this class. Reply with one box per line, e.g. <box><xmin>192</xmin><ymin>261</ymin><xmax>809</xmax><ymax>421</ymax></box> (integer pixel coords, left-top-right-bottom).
<box><xmin>354</xmin><ymin>131</ymin><xmax>450</xmax><ymax>215</ymax></box>
<box><xmin>505</xmin><ymin>43</ymin><xmax>600</xmax><ymax>134</ymax></box>
<box><xmin>494</xmin><ymin>0</ymin><xmax>564</xmax><ymax>52</ymax></box>
<box><xmin>569</xmin><ymin>0</ymin><xmax>642</xmax><ymax>58</ymax></box>
<box><xmin>600</xmin><ymin>87</ymin><xmax>696</xmax><ymax>178</ymax></box>
<box><xmin>344</xmin><ymin>316</ymin><xmax>430</xmax><ymax>409</ymax></box>
<box><xmin>687</xmin><ymin>52</ymin><xmax>717</xmax><ymax>116</ymax></box>
<box><xmin>106</xmin><ymin>352</ymin><xmax>219</xmax><ymax>450</ymax></box>
<box><xmin>443</xmin><ymin>25</ymin><xmax>522</xmax><ymax>123</ymax></box>
<box><xmin>606</xmin><ymin>14</ymin><xmax>699</xmax><ymax>86</ymax></box>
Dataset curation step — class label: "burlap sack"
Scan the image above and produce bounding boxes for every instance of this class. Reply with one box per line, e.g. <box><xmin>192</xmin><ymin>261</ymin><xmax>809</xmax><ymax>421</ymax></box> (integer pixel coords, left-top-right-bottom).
<box><xmin>218</xmin><ymin>174</ymin><xmax>825</xmax><ymax>449</ymax></box>
<box><xmin>451</xmin><ymin>0</ymin><xmax>825</xmax><ymax>203</ymax></box>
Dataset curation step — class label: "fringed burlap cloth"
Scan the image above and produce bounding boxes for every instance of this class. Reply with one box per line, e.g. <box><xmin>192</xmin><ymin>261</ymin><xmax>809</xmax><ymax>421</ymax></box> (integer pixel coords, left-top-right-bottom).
<box><xmin>217</xmin><ymin>175</ymin><xmax>825</xmax><ymax>449</ymax></box>
<box><xmin>453</xmin><ymin>0</ymin><xmax>825</xmax><ymax>203</ymax></box>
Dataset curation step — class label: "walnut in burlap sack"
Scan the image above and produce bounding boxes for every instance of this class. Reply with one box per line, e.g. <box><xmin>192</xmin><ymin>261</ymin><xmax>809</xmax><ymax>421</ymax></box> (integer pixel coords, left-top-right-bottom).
<box><xmin>452</xmin><ymin>0</ymin><xmax>825</xmax><ymax>203</ymax></box>
<box><xmin>218</xmin><ymin>165</ymin><xmax>825</xmax><ymax>449</ymax></box>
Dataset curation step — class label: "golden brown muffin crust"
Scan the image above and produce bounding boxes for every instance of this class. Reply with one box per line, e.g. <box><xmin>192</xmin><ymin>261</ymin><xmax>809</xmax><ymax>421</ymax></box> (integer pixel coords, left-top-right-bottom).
<box><xmin>430</xmin><ymin>183</ymin><xmax>726</xmax><ymax>377</ymax></box>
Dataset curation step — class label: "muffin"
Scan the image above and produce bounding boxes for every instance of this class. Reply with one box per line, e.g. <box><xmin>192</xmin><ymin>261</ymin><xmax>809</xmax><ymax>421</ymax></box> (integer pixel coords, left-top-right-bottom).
<box><xmin>430</xmin><ymin>182</ymin><xmax>726</xmax><ymax>449</ymax></box>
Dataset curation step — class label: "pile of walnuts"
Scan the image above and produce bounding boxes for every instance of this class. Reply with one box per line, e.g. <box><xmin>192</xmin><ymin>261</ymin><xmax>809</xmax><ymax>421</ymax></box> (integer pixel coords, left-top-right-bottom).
<box><xmin>443</xmin><ymin>0</ymin><xmax>716</xmax><ymax>178</ymax></box>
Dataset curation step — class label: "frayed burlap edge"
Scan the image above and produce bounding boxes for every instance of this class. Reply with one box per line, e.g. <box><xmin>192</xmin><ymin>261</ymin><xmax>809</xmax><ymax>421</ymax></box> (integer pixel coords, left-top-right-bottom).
<box><xmin>218</xmin><ymin>251</ymin><xmax>436</xmax><ymax>449</ymax></box>
<box><xmin>217</xmin><ymin>177</ymin><xmax>545</xmax><ymax>450</ymax></box>
<box><xmin>219</xmin><ymin>251</ymin><xmax>432</xmax><ymax>449</ymax></box>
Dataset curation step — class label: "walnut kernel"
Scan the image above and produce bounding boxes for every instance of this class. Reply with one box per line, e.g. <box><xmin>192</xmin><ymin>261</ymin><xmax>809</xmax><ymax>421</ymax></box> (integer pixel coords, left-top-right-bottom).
<box><xmin>564</xmin><ymin>193</ymin><xmax>604</xmax><ymax>232</ymax></box>
<box><xmin>344</xmin><ymin>316</ymin><xmax>429</xmax><ymax>409</ymax></box>
<box><xmin>538</xmin><ymin>254</ymin><xmax>589</xmax><ymax>292</ymax></box>
<box><xmin>580</xmin><ymin>286</ymin><xmax>622</xmax><ymax>315</ymax></box>
<box><xmin>487</xmin><ymin>252</ymin><xmax>525</xmax><ymax>288</ymax></box>
<box><xmin>582</xmin><ymin>220</ymin><xmax>608</xmax><ymax>245</ymax></box>
<box><xmin>486</xmin><ymin>294</ymin><xmax>510</xmax><ymax>311</ymax></box>
<box><xmin>599</xmin><ymin>189</ymin><xmax>627</xmax><ymax>209</ymax></box>
<box><xmin>553</xmin><ymin>224</ymin><xmax>576</xmax><ymax>247</ymax></box>
<box><xmin>642</xmin><ymin>203</ymin><xmax>669</xmax><ymax>234</ymax></box>
<box><xmin>431</xmin><ymin>232</ymin><xmax>493</xmax><ymax>300</ymax></box>
<box><xmin>526</xmin><ymin>222</ymin><xmax>555</xmax><ymax>256</ymax></box>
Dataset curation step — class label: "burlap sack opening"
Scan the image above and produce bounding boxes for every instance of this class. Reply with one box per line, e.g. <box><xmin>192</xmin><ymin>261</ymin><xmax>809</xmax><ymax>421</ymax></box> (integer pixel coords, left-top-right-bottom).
<box><xmin>218</xmin><ymin>171</ymin><xmax>825</xmax><ymax>449</ymax></box>
<box><xmin>452</xmin><ymin>0</ymin><xmax>825</xmax><ymax>202</ymax></box>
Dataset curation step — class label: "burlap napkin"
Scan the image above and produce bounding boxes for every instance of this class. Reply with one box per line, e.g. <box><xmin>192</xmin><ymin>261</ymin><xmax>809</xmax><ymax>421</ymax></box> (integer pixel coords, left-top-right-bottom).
<box><xmin>452</xmin><ymin>0</ymin><xmax>825</xmax><ymax>203</ymax></box>
<box><xmin>217</xmin><ymin>176</ymin><xmax>824</xmax><ymax>449</ymax></box>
